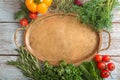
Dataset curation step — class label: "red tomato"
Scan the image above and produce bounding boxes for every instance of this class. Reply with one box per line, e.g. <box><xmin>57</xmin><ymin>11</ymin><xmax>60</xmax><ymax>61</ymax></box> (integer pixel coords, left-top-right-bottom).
<box><xmin>97</xmin><ymin>62</ymin><xmax>106</xmax><ymax>70</ymax></box>
<box><xmin>19</xmin><ymin>18</ymin><xmax>28</xmax><ymax>26</ymax></box>
<box><xmin>94</xmin><ymin>54</ymin><xmax>102</xmax><ymax>62</ymax></box>
<box><xmin>102</xmin><ymin>55</ymin><xmax>111</xmax><ymax>62</ymax></box>
<box><xmin>101</xmin><ymin>70</ymin><xmax>110</xmax><ymax>78</ymax></box>
<box><xmin>107</xmin><ymin>63</ymin><xmax>115</xmax><ymax>71</ymax></box>
<box><xmin>29</xmin><ymin>12</ymin><xmax>38</xmax><ymax>19</ymax></box>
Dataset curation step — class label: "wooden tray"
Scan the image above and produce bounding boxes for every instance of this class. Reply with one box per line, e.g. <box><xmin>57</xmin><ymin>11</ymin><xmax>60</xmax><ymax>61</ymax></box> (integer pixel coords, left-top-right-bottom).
<box><xmin>14</xmin><ymin>13</ymin><xmax>111</xmax><ymax>65</ymax></box>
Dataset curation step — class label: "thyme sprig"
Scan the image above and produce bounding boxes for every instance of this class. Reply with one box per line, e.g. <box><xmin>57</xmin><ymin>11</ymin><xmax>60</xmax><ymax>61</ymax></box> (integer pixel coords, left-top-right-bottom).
<box><xmin>50</xmin><ymin>0</ymin><xmax>74</xmax><ymax>13</ymax></box>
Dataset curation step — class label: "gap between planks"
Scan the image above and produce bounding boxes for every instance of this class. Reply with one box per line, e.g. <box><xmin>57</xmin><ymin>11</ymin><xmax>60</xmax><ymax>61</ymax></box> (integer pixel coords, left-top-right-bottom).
<box><xmin>0</xmin><ymin>54</ymin><xmax>19</xmax><ymax>56</ymax></box>
<box><xmin>0</xmin><ymin>22</ymin><xmax>18</xmax><ymax>23</ymax></box>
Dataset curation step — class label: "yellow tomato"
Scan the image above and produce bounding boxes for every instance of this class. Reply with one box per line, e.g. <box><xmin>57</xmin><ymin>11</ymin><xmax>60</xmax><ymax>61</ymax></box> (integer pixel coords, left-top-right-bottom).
<box><xmin>37</xmin><ymin>3</ymin><xmax>48</xmax><ymax>14</ymax></box>
<box><xmin>42</xmin><ymin>0</ymin><xmax>53</xmax><ymax>6</ymax></box>
<box><xmin>27</xmin><ymin>3</ymin><xmax>37</xmax><ymax>13</ymax></box>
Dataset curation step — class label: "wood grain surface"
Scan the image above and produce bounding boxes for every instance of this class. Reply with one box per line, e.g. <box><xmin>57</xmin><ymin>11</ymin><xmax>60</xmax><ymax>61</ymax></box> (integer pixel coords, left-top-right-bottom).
<box><xmin>0</xmin><ymin>0</ymin><xmax>120</xmax><ymax>80</ymax></box>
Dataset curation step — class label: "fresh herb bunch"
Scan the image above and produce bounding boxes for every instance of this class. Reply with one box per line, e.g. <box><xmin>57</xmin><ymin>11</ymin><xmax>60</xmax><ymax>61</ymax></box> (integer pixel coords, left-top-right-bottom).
<box><xmin>50</xmin><ymin>0</ymin><xmax>74</xmax><ymax>13</ymax></box>
<box><xmin>40</xmin><ymin>61</ymin><xmax>83</xmax><ymax>80</ymax></box>
<box><xmin>76</xmin><ymin>0</ymin><xmax>118</xmax><ymax>31</ymax></box>
<box><xmin>51</xmin><ymin>0</ymin><xmax>118</xmax><ymax>31</ymax></box>
<box><xmin>8</xmin><ymin>47</ymin><xmax>104</xmax><ymax>80</ymax></box>
<box><xmin>7</xmin><ymin>47</ymin><xmax>42</xmax><ymax>80</ymax></box>
<box><xmin>79</xmin><ymin>62</ymin><xmax>104</xmax><ymax>80</ymax></box>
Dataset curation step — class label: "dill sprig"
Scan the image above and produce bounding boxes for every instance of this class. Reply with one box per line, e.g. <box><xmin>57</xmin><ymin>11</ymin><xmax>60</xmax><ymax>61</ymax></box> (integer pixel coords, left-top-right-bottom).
<box><xmin>77</xmin><ymin>0</ymin><xmax>118</xmax><ymax>31</ymax></box>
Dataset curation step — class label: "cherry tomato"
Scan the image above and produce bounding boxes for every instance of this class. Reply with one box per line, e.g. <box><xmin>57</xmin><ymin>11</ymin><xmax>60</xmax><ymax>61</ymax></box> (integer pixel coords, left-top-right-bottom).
<box><xmin>102</xmin><ymin>55</ymin><xmax>111</xmax><ymax>62</ymax></box>
<box><xmin>19</xmin><ymin>18</ymin><xmax>28</xmax><ymax>26</ymax></box>
<box><xmin>29</xmin><ymin>12</ymin><xmax>38</xmax><ymax>19</ymax></box>
<box><xmin>37</xmin><ymin>3</ymin><xmax>48</xmax><ymax>14</ymax></box>
<box><xmin>97</xmin><ymin>62</ymin><xmax>106</xmax><ymax>70</ymax></box>
<box><xmin>101</xmin><ymin>70</ymin><xmax>110</xmax><ymax>78</ymax></box>
<box><xmin>107</xmin><ymin>63</ymin><xmax>115</xmax><ymax>71</ymax></box>
<box><xmin>94</xmin><ymin>54</ymin><xmax>102</xmax><ymax>62</ymax></box>
<box><xmin>42</xmin><ymin>0</ymin><xmax>53</xmax><ymax>6</ymax></box>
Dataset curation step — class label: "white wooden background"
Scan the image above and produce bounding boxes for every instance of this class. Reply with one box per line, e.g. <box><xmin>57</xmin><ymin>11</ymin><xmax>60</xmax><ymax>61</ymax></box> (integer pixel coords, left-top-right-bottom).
<box><xmin>0</xmin><ymin>0</ymin><xmax>120</xmax><ymax>80</ymax></box>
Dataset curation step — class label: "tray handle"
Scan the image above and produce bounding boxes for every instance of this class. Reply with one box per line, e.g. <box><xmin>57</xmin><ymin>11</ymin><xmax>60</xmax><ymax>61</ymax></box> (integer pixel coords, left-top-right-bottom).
<box><xmin>14</xmin><ymin>28</ymin><xmax>25</xmax><ymax>48</ymax></box>
<box><xmin>99</xmin><ymin>30</ymin><xmax>111</xmax><ymax>52</ymax></box>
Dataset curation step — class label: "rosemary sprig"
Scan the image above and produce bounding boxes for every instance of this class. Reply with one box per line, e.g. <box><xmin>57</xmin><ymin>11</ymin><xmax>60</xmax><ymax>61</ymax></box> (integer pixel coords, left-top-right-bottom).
<box><xmin>7</xmin><ymin>47</ymin><xmax>42</xmax><ymax>80</ymax></box>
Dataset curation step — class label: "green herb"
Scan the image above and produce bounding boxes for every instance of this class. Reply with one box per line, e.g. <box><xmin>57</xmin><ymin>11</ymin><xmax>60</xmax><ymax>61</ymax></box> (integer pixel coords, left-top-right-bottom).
<box><xmin>7</xmin><ymin>47</ymin><xmax>42</xmax><ymax>80</ymax></box>
<box><xmin>41</xmin><ymin>61</ymin><xmax>83</xmax><ymax>80</ymax></box>
<box><xmin>8</xmin><ymin>47</ymin><xmax>104</xmax><ymax>80</ymax></box>
<box><xmin>14</xmin><ymin>0</ymin><xmax>29</xmax><ymax>20</ymax></box>
<box><xmin>79</xmin><ymin>61</ymin><xmax>104</xmax><ymax>80</ymax></box>
<box><xmin>50</xmin><ymin>0</ymin><xmax>74</xmax><ymax>13</ymax></box>
<box><xmin>75</xmin><ymin>0</ymin><xmax>118</xmax><ymax>31</ymax></box>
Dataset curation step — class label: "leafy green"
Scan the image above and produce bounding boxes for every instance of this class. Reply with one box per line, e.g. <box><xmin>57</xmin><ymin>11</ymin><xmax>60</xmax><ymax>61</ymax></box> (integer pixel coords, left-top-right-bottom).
<box><xmin>8</xmin><ymin>47</ymin><xmax>104</xmax><ymax>80</ymax></box>
<box><xmin>79</xmin><ymin>61</ymin><xmax>104</xmax><ymax>80</ymax></box>
<box><xmin>14</xmin><ymin>0</ymin><xmax>29</xmax><ymax>20</ymax></box>
<box><xmin>40</xmin><ymin>61</ymin><xmax>82</xmax><ymax>80</ymax></box>
<box><xmin>14</xmin><ymin>10</ymin><xmax>27</xmax><ymax>20</ymax></box>
<box><xmin>75</xmin><ymin>0</ymin><xmax>118</xmax><ymax>31</ymax></box>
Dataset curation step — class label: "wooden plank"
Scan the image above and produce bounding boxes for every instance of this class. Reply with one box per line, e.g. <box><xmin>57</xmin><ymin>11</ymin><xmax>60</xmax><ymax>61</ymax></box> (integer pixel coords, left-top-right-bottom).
<box><xmin>0</xmin><ymin>56</ymin><xmax>119</xmax><ymax>80</ymax></box>
<box><xmin>0</xmin><ymin>23</ymin><xmax>120</xmax><ymax>55</ymax></box>
<box><xmin>113</xmin><ymin>7</ymin><xmax>120</xmax><ymax>22</ymax></box>
<box><xmin>0</xmin><ymin>0</ymin><xmax>119</xmax><ymax>80</ymax></box>
<box><xmin>0</xmin><ymin>0</ymin><xmax>119</xmax><ymax>22</ymax></box>
<box><xmin>105</xmin><ymin>57</ymin><xmax>120</xmax><ymax>80</ymax></box>
<box><xmin>0</xmin><ymin>0</ymin><xmax>20</xmax><ymax>22</ymax></box>
<box><xmin>0</xmin><ymin>56</ymin><xmax>29</xmax><ymax>80</ymax></box>
<box><xmin>0</xmin><ymin>23</ymin><xmax>19</xmax><ymax>55</ymax></box>
<box><xmin>100</xmin><ymin>23</ymin><xmax>120</xmax><ymax>55</ymax></box>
